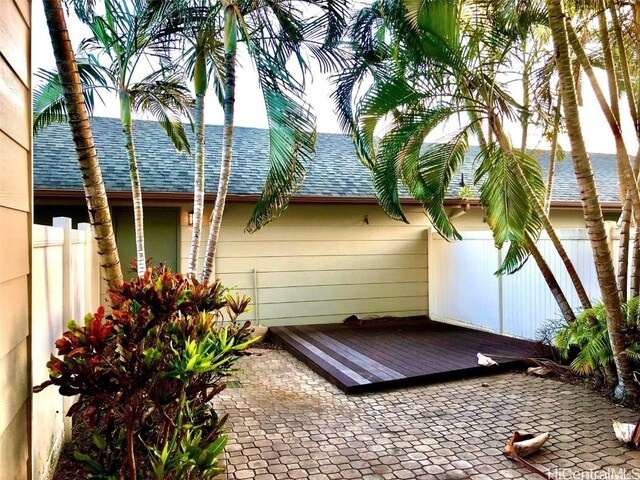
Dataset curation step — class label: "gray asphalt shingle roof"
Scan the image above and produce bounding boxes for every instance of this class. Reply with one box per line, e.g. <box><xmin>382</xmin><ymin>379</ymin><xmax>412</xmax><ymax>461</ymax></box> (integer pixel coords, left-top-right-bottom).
<box><xmin>33</xmin><ymin>116</ymin><xmax>621</xmax><ymax>203</ymax></box>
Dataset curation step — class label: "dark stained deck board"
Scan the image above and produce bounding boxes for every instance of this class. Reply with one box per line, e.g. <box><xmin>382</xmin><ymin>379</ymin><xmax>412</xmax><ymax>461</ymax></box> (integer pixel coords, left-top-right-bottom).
<box><xmin>335</xmin><ymin>328</ymin><xmax>468</xmax><ymax>369</ymax></box>
<box><xmin>274</xmin><ymin>328</ymin><xmax>368</xmax><ymax>389</ymax></box>
<box><xmin>288</xmin><ymin>327</ymin><xmax>401</xmax><ymax>382</ymax></box>
<box><xmin>270</xmin><ymin>317</ymin><xmax>543</xmax><ymax>393</ymax></box>
<box><xmin>287</xmin><ymin>327</ymin><xmax>387</xmax><ymax>383</ymax></box>
<box><xmin>319</xmin><ymin>329</ymin><xmax>447</xmax><ymax>375</ymax></box>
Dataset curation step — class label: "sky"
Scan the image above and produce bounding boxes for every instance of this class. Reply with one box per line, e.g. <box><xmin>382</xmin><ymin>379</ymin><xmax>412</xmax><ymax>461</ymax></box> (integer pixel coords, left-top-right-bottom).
<box><xmin>32</xmin><ymin>2</ymin><xmax>639</xmax><ymax>156</ymax></box>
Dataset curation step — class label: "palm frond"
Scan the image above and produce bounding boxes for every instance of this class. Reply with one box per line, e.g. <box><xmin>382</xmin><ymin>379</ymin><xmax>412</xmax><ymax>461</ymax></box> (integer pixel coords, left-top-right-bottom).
<box><xmin>245</xmin><ymin>47</ymin><xmax>317</xmax><ymax>233</ymax></box>
<box><xmin>355</xmin><ymin>73</ymin><xmax>424</xmax><ymax>167</ymax></box>
<box><xmin>129</xmin><ymin>74</ymin><xmax>194</xmax><ymax>153</ymax></box>
<box><xmin>474</xmin><ymin>144</ymin><xmax>544</xmax><ymax>248</ymax></box>
<box><xmin>371</xmin><ymin>106</ymin><xmax>452</xmax><ymax>223</ymax></box>
<box><xmin>415</xmin><ymin>131</ymin><xmax>469</xmax><ymax>240</ymax></box>
<box><xmin>33</xmin><ymin>61</ymin><xmax>108</xmax><ymax>135</ymax></box>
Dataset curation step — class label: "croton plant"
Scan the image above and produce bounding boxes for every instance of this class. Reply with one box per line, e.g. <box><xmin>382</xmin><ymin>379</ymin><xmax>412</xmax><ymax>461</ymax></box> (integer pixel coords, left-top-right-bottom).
<box><xmin>35</xmin><ymin>266</ymin><xmax>255</xmax><ymax>480</ymax></box>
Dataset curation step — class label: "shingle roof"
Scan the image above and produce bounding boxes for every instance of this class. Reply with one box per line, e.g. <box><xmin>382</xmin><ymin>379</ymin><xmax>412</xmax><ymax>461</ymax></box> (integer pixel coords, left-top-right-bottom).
<box><xmin>33</xmin><ymin>116</ymin><xmax>621</xmax><ymax>204</ymax></box>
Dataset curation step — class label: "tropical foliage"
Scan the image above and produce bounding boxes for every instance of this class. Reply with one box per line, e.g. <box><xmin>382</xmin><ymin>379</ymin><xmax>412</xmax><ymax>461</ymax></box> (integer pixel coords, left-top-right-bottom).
<box><xmin>39</xmin><ymin>0</ymin><xmax>640</xmax><ymax>404</ymax></box>
<box><xmin>35</xmin><ymin>266</ymin><xmax>254</xmax><ymax>480</ymax></box>
<box><xmin>332</xmin><ymin>0</ymin><xmax>640</xmax><ymax>401</ymax></box>
<box><xmin>160</xmin><ymin>0</ymin><xmax>349</xmax><ymax>282</ymax></box>
<box><xmin>40</xmin><ymin>0</ymin><xmax>124</xmax><ymax>291</ymax></box>
<box><xmin>556</xmin><ymin>297</ymin><xmax>640</xmax><ymax>380</ymax></box>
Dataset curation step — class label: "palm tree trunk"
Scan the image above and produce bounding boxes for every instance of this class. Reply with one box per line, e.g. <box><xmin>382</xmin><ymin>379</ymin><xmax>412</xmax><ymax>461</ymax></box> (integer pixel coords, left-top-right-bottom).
<box><xmin>566</xmin><ymin>21</ymin><xmax>636</xmax><ymax>217</ymax></box>
<box><xmin>43</xmin><ymin>0</ymin><xmax>123</xmax><ymax>290</ymax></box>
<box><xmin>201</xmin><ymin>7</ymin><xmax>237</xmax><ymax>283</ymax></box>
<box><xmin>187</xmin><ymin>51</ymin><xmax>207</xmax><ymax>277</ymax></box>
<box><xmin>120</xmin><ymin>90</ymin><xmax>146</xmax><ymax>277</ymax></box>
<box><xmin>607</xmin><ymin>0</ymin><xmax>640</xmax><ymax>298</ymax></box>
<box><xmin>608</xmin><ymin>0</ymin><xmax>639</xmax><ymax>136</ymax></box>
<box><xmin>491</xmin><ymin>117</ymin><xmax>593</xmax><ymax>311</ymax></box>
<box><xmin>619</xmin><ymin>192</ymin><xmax>632</xmax><ymax>301</ymax></box>
<box><xmin>466</xmin><ymin>92</ymin><xmax>576</xmax><ymax>323</ymax></box>
<box><xmin>524</xmin><ymin>234</ymin><xmax>576</xmax><ymax>323</ymax></box>
<box><xmin>546</xmin><ymin>0</ymin><xmax>639</xmax><ymax>401</ymax></box>
<box><xmin>569</xmin><ymin>10</ymin><xmax>640</xmax><ymax>302</ymax></box>
<box><xmin>544</xmin><ymin>95</ymin><xmax>561</xmax><ymax>215</ymax></box>
<box><xmin>520</xmin><ymin>38</ymin><xmax>530</xmax><ymax>155</ymax></box>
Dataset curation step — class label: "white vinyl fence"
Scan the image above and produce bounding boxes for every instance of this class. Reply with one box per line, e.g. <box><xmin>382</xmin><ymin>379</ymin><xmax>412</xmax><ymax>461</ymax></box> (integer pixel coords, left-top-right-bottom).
<box><xmin>32</xmin><ymin>218</ymin><xmax>100</xmax><ymax>480</ymax></box>
<box><xmin>429</xmin><ymin>227</ymin><xmax>608</xmax><ymax>340</ymax></box>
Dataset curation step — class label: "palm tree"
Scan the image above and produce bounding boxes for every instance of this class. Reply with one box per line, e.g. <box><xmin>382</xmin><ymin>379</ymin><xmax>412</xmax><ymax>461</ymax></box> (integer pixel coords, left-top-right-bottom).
<box><xmin>41</xmin><ymin>0</ymin><xmax>123</xmax><ymax>290</ymax></box>
<box><xmin>84</xmin><ymin>0</ymin><xmax>194</xmax><ymax>277</ymax></box>
<box><xmin>159</xmin><ymin>0</ymin><xmax>226</xmax><ymax>277</ymax></box>
<box><xmin>199</xmin><ymin>1</ymin><xmax>239</xmax><ymax>283</ymax></box>
<box><xmin>173</xmin><ymin>0</ymin><xmax>348</xmax><ymax>283</ymax></box>
<box><xmin>37</xmin><ymin>0</ymin><xmax>194</xmax><ymax>277</ymax></box>
<box><xmin>333</xmin><ymin>0</ymin><xmax>588</xmax><ymax>322</ymax></box>
<box><xmin>545</xmin><ymin>0</ymin><xmax>639</xmax><ymax>401</ymax></box>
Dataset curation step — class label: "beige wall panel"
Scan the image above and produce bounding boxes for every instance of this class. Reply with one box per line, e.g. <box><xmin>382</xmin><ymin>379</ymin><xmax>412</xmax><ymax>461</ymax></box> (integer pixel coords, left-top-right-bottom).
<box><xmin>0</xmin><ymin>401</ymin><xmax>28</xmax><ymax>480</ymax></box>
<box><xmin>548</xmin><ymin>209</ymin><xmax>591</xmax><ymax>228</ymax></box>
<box><xmin>448</xmin><ymin>207</ymin><xmax>590</xmax><ymax>230</ymax></box>
<box><xmin>0</xmin><ymin>1</ymin><xmax>29</xmax><ymax>84</ymax></box>
<box><xmin>220</xmin><ymin>268</ymin><xmax>428</xmax><ymax>290</ymax></box>
<box><xmin>257</xmin><ymin>282</ymin><xmax>428</xmax><ymax>304</ymax></box>
<box><xmin>180</xmin><ymin>224</ymin><xmax>428</xmax><ymax>244</ymax></box>
<box><xmin>179</xmin><ymin>203</ymin><xmax>429</xmax><ymax>325</ymax></box>
<box><xmin>0</xmin><ymin>339</ymin><xmax>28</xmax><ymax>436</ymax></box>
<box><xmin>0</xmin><ymin>131</ymin><xmax>29</xmax><ymax>211</ymax></box>
<box><xmin>0</xmin><ymin>3</ymin><xmax>30</xmax><ymax>478</ymax></box>
<box><xmin>217</xmin><ymin>239</ymin><xmax>427</xmax><ymax>258</ymax></box>
<box><xmin>259</xmin><ymin>296</ymin><xmax>429</xmax><ymax>320</ymax></box>
<box><xmin>217</xmin><ymin>203</ymin><xmax>430</xmax><ymax>227</ymax></box>
<box><xmin>0</xmin><ymin>276</ymin><xmax>28</xmax><ymax>359</ymax></box>
<box><xmin>215</xmin><ymin>225</ymin><xmax>430</xmax><ymax>242</ymax></box>
<box><xmin>213</xmin><ymin>254</ymin><xmax>427</xmax><ymax>275</ymax></box>
<box><xmin>0</xmin><ymin>207</ymin><xmax>29</xmax><ymax>283</ymax></box>
<box><xmin>0</xmin><ymin>57</ymin><xmax>29</xmax><ymax>148</ymax></box>
<box><xmin>258</xmin><ymin>310</ymin><xmax>427</xmax><ymax>327</ymax></box>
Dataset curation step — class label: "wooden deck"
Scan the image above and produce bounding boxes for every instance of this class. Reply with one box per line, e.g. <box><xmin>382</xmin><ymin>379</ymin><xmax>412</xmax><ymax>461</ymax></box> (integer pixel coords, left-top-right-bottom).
<box><xmin>270</xmin><ymin>317</ymin><xmax>545</xmax><ymax>393</ymax></box>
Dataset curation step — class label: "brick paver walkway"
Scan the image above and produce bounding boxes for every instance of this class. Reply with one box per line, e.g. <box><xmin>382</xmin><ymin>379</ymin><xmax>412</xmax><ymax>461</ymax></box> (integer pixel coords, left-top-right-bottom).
<box><xmin>215</xmin><ymin>348</ymin><xmax>640</xmax><ymax>479</ymax></box>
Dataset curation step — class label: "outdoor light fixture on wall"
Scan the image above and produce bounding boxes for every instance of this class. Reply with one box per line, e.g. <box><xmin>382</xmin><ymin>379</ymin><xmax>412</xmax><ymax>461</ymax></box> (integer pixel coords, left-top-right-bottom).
<box><xmin>188</xmin><ymin>211</ymin><xmax>194</xmax><ymax>226</ymax></box>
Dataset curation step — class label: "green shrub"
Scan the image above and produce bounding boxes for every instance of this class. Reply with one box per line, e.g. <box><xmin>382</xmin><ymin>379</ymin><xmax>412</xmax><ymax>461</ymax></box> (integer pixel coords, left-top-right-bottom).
<box><xmin>556</xmin><ymin>296</ymin><xmax>640</xmax><ymax>375</ymax></box>
<box><xmin>35</xmin><ymin>266</ymin><xmax>255</xmax><ymax>480</ymax></box>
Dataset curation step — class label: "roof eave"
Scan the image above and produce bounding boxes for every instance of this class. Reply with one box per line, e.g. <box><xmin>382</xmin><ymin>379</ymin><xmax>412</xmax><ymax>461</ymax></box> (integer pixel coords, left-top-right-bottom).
<box><xmin>33</xmin><ymin>189</ymin><xmax>622</xmax><ymax>211</ymax></box>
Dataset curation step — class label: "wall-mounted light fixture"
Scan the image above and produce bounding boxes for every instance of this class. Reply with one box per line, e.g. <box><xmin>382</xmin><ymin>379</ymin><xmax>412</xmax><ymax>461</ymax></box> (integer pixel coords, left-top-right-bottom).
<box><xmin>364</xmin><ymin>215</ymin><xmax>369</xmax><ymax>225</ymax></box>
<box><xmin>188</xmin><ymin>210</ymin><xmax>194</xmax><ymax>226</ymax></box>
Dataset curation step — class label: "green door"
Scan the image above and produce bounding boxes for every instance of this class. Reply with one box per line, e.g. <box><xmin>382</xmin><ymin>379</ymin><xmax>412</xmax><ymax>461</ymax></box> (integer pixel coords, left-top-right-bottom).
<box><xmin>114</xmin><ymin>207</ymin><xmax>179</xmax><ymax>277</ymax></box>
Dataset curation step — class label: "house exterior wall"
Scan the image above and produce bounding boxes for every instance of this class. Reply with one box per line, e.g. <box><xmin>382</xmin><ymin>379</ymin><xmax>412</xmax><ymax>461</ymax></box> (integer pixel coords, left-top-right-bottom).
<box><xmin>0</xmin><ymin>1</ymin><xmax>32</xmax><ymax>478</ymax></box>
<box><xmin>179</xmin><ymin>203</ymin><xmax>431</xmax><ymax>326</ymax></box>
<box><xmin>446</xmin><ymin>207</ymin><xmax>610</xmax><ymax>230</ymax></box>
<box><xmin>88</xmin><ymin>199</ymin><xmax>600</xmax><ymax>326</ymax></box>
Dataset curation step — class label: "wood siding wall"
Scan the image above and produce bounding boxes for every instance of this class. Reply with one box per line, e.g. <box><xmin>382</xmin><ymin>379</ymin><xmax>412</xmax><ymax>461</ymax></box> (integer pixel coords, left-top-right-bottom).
<box><xmin>179</xmin><ymin>203</ymin><xmax>430</xmax><ymax>326</ymax></box>
<box><xmin>0</xmin><ymin>1</ymin><xmax>31</xmax><ymax>479</ymax></box>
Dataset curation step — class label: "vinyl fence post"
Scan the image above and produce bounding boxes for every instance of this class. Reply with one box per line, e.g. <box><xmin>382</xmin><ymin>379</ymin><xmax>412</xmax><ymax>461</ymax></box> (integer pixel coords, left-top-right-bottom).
<box><xmin>497</xmin><ymin>246</ymin><xmax>504</xmax><ymax>335</ymax></box>
<box><xmin>52</xmin><ymin>217</ymin><xmax>74</xmax><ymax>442</ymax></box>
<box><xmin>78</xmin><ymin>223</ymin><xmax>100</xmax><ymax>311</ymax></box>
<box><xmin>426</xmin><ymin>227</ymin><xmax>433</xmax><ymax>318</ymax></box>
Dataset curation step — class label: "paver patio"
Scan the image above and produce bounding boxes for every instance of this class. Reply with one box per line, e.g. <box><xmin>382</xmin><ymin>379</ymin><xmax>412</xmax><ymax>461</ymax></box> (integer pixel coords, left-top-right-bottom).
<box><xmin>215</xmin><ymin>348</ymin><xmax>640</xmax><ymax>480</ymax></box>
